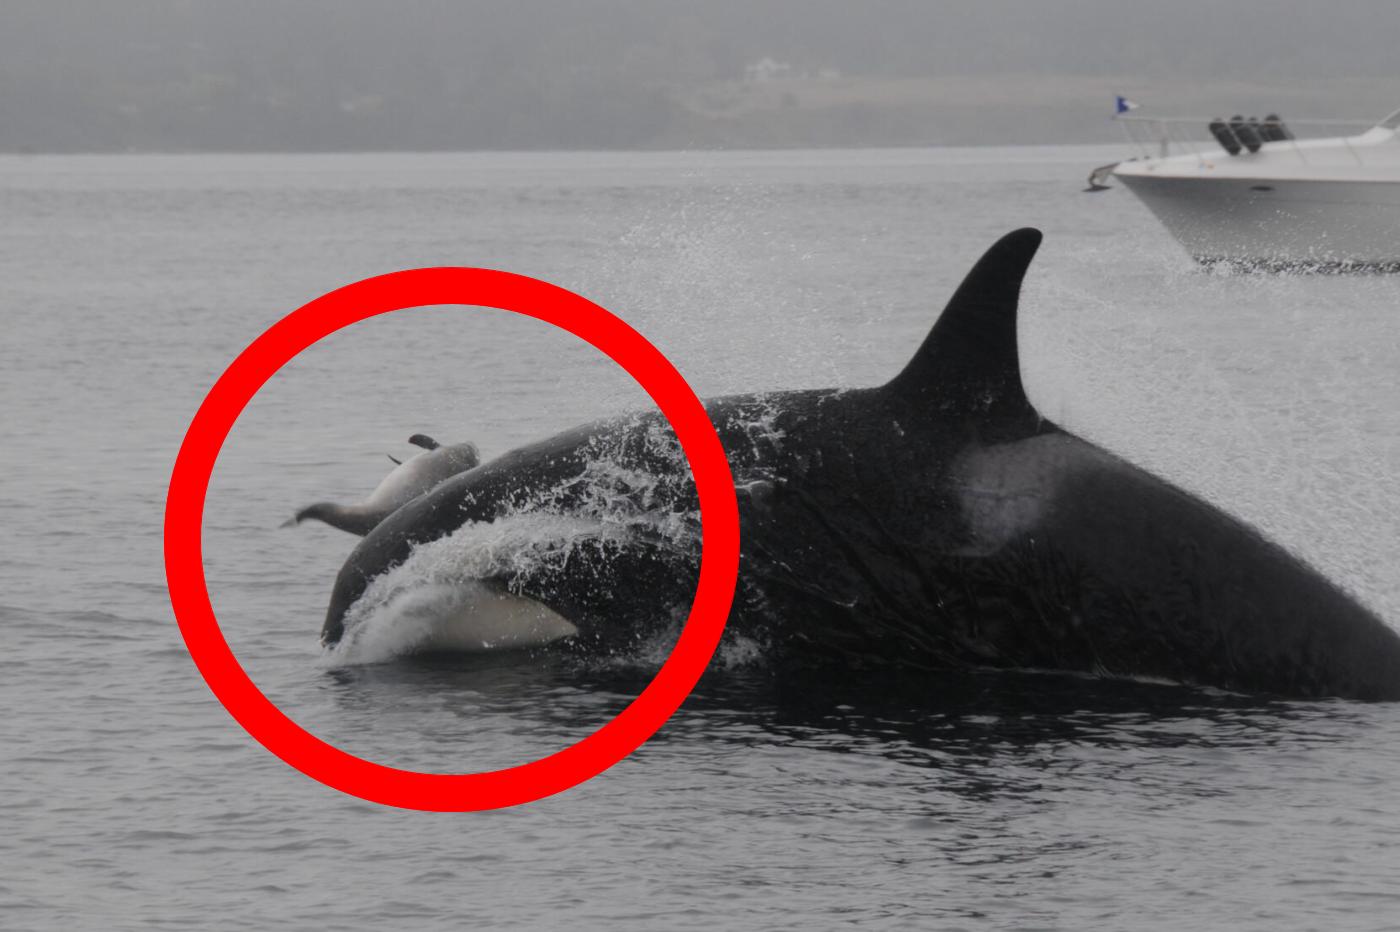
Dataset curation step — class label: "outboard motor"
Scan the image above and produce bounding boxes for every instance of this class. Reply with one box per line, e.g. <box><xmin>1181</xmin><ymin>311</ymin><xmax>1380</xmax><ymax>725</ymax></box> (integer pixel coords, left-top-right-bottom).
<box><xmin>1230</xmin><ymin>114</ymin><xmax>1263</xmax><ymax>153</ymax></box>
<box><xmin>1260</xmin><ymin>113</ymin><xmax>1294</xmax><ymax>141</ymax></box>
<box><xmin>1248</xmin><ymin>116</ymin><xmax>1267</xmax><ymax>148</ymax></box>
<box><xmin>1208</xmin><ymin>117</ymin><xmax>1242</xmax><ymax>155</ymax></box>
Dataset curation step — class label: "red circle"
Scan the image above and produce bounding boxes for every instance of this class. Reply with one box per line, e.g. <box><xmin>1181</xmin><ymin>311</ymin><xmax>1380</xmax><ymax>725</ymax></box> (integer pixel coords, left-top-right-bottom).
<box><xmin>164</xmin><ymin>268</ymin><xmax>740</xmax><ymax>811</ymax></box>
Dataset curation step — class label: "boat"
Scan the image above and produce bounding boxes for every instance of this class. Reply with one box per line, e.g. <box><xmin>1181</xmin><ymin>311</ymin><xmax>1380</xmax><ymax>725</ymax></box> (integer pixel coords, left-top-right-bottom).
<box><xmin>1088</xmin><ymin>107</ymin><xmax>1400</xmax><ymax>270</ymax></box>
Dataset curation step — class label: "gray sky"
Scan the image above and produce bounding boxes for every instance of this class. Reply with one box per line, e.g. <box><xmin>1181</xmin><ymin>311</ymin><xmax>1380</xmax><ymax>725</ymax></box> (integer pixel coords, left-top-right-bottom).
<box><xmin>2</xmin><ymin>0</ymin><xmax>1396</xmax><ymax>151</ymax></box>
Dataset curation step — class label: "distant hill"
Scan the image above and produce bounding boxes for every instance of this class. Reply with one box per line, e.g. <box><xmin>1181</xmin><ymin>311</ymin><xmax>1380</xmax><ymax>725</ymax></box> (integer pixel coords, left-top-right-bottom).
<box><xmin>1</xmin><ymin>0</ymin><xmax>1396</xmax><ymax>152</ymax></box>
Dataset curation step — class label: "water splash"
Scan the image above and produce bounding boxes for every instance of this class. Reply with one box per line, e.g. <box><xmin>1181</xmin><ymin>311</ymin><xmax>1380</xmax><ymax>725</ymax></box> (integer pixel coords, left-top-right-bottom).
<box><xmin>324</xmin><ymin>397</ymin><xmax>801</xmax><ymax>667</ymax></box>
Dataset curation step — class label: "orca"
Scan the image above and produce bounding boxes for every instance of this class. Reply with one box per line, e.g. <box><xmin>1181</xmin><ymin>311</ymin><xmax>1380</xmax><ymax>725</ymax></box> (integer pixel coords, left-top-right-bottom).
<box><xmin>319</xmin><ymin>230</ymin><xmax>1400</xmax><ymax>700</ymax></box>
<box><xmin>285</xmin><ymin>435</ymin><xmax>480</xmax><ymax>536</ymax></box>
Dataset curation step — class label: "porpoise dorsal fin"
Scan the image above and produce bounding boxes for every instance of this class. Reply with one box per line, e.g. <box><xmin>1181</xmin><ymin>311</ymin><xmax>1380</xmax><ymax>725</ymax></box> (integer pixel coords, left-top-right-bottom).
<box><xmin>885</xmin><ymin>227</ymin><xmax>1041</xmax><ymax>422</ymax></box>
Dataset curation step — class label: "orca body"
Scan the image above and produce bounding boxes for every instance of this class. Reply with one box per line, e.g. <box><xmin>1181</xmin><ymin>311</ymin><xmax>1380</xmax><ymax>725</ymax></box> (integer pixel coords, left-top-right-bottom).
<box><xmin>320</xmin><ymin>230</ymin><xmax>1400</xmax><ymax>700</ymax></box>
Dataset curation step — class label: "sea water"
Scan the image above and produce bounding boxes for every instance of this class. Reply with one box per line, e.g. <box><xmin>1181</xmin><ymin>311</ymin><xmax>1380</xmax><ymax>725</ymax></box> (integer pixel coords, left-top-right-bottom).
<box><xmin>3</xmin><ymin>147</ymin><xmax>1399</xmax><ymax>930</ymax></box>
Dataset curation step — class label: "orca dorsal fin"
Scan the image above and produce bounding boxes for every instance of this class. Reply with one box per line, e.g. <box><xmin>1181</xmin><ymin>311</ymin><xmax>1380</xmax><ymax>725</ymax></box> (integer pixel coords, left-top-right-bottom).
<box><xmin>885</xmin><ymin>228</ymin><xmax>1041</xmax><ymax>421</ymax></box>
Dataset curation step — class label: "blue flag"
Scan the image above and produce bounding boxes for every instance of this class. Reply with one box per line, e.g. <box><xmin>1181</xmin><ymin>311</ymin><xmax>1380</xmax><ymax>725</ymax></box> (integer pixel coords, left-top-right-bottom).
<box><xmin>1115</xmin><ymin>96</ymin><xmax>1140</xmax><ymax>115</ymax></box>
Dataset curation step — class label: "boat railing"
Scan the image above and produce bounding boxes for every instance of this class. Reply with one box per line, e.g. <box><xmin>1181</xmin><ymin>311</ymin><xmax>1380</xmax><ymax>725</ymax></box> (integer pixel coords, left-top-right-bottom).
<box><xmin>1113</xmin><ymin>113</ymin><xmax>1386</xmax><ymax>168</ymax></box>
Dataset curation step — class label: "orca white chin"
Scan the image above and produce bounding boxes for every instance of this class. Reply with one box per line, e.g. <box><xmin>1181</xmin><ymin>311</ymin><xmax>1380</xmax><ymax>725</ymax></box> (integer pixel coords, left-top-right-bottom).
<box><xmin>416</xmin><ymin>581</ymin><xmax>578</xmax><ymax>653</ymax></box>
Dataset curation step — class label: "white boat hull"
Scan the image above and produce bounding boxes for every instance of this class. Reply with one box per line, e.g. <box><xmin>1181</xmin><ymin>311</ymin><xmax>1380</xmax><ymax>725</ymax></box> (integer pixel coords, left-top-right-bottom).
<box><xmin>1117</xmin><ymin>174</ymin><xmax>1400</xmax><ymax>269</ymax></box>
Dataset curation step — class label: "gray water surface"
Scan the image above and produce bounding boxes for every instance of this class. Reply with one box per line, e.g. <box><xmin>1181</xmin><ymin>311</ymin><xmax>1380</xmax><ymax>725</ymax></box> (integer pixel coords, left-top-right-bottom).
<box><xmin>4</xmin><ymin>148</ymin><xmax>1399</xmax><ymax>930</ymax></box>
